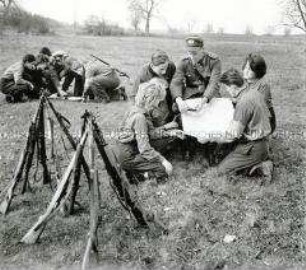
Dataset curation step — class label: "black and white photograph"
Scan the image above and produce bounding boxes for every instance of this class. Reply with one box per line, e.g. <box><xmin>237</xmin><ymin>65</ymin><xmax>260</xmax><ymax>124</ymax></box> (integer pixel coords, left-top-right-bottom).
<box><xmin>0</xmin><ymin>0</ymin><xmax>305</xmax><ymax>269</ymax></box>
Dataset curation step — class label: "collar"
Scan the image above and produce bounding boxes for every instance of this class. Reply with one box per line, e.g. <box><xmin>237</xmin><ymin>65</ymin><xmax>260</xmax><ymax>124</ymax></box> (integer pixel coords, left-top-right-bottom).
<box><xmin>235</xmin><ymin>83</ymin><xmax>249</xmax><ymax>99</ymax></box>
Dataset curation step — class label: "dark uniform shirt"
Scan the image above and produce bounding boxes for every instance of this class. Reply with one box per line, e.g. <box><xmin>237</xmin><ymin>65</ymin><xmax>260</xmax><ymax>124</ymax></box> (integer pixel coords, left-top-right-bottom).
<box><xmin>132</xmin><ymin>61</ymin><xmax>176</xmax><ymax>126</ymax></box>
<box><xmin>170</xmin><ymin>50</ymin><xmax>221</xmax><ymax>101</ymax></box>
<box><xmin>234</xmin><ymin>89</ymin><xmax>271</xmax><ymax>141</ymax></box>
<box><xmin>133</xmin><ymin>61</ymin><xmax>176</xmax><ymax>96</ymax></box>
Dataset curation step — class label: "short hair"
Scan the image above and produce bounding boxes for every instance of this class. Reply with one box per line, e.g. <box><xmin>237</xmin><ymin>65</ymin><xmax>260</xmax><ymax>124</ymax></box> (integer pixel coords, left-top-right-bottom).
<box><xmin>22</xmin><ymin>54</ymin><xmax>36</xmax><ymax>64</ymax></box>
<box><xmin>242</xmin><ymin>53</ymin><xmax>267</xmax><ymax>79</ymax></box>
<box><xmin>40</xmin><ymin>47</ymin><xmax>52</xmax><ymax>56</ymax></box>
<box><xmin>135</xmin><ymin>77</ymin><xmax>167</xmax><ymax>110</ymax></box>
<box><xmin>151</xmin><ymin>50</ymin><xmax>169</xmax><ymax>66</ymax></box>
<box><xmin>220</xmin><ymin>68</ymin><xmax>244</xmax><ymax>87</ymax></box>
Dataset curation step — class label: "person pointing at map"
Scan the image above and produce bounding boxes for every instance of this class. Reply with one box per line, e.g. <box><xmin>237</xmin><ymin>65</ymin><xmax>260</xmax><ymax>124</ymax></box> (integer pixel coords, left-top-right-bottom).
<box><xmin>170</xmin><ymin>36</ymin><xmax>222</xmax><ymax>113</ymax></box>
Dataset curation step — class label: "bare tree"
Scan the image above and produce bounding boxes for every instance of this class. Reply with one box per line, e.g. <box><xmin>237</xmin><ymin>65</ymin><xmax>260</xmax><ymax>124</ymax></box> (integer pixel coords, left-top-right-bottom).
<box><xmin>244</xmin><ymin>25</ymin><xmax>254</xmax><ymax>36</ymax></box>
<box><xmin>217</xmin><ymin>27</ymin><xmax>224</xmax><ymax>35</ymax></box>
<box><xmin>284</xmin><ymin>26</ymin><xmax>292</xmax><ymax>36</ymax></box>
<box><xmin>204</xmin><ymin>23</ymin><xmax>214</xmax><ymax>34</ymax></box>
<box><xmin>129</xmin><ymin>8</ymin><xmax>142</xmax><ymax>33</ymax></box>
<box><xmin>0</xmin><ymin>0</ymin><xmax>19</xmax><ymax>31</ymax></box>
<box><xmin>186</xmin><ymin>18</ymin><xmax>197</xmax><ymax>33</ymax></box>
<box><xmin>127</xmin><ymin>0</ymin><xmax>164</xmax><ymax>36</ymax></box>
<box><xmin>0</xmin><ymin>0</ymin><xmax>18</xmax><ymax>14</ymax></box>
<box><xmin>265</xmin><ymin>25</ymin><xmax>276</xmax><ymax>36</ymax></box>
<box><xmin>280</xmin><ymin>0</ymin><xmax>306</xmax><ymax>33</ymax></box>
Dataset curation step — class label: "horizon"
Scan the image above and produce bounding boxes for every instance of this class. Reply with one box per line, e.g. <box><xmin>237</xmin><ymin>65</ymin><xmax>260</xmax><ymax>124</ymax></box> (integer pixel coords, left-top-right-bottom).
<box><xmin>18</xmin><ymin>0</ymin><xmax>303</xmax><ymax>35</ymax></box>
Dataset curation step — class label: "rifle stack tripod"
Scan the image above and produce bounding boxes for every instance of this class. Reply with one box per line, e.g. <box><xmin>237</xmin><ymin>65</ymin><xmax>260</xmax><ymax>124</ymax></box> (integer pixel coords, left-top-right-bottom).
<box><xmin>0</xmin><ymin>95</ymin><xmax>167</xmax><ymax>270</ymax></box>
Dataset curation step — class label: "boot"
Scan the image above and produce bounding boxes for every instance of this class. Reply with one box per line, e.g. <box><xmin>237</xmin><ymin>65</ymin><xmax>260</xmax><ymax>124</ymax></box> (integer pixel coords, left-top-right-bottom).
<box><xmin>249</xmin><ymin>160</ymin><xmax>273</xmax><ymax>182</ymax></box>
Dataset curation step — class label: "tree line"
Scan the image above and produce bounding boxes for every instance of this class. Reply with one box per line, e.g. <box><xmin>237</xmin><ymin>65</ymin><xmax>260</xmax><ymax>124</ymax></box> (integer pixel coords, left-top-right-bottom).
<box><xmin>0</xmin><ymin>0</ymin><xmax>61</xmax><ymax>34</ymax></box>
<box><xmin>1</xmin><ymin>0</ymin><xmax>305</xmax><ymax>36</ymax></box>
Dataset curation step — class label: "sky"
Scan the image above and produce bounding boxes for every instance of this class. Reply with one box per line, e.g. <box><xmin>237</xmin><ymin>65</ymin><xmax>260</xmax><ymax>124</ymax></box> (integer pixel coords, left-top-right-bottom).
<box><xmin>19</xmin><ymin>0</ymin><xmax>287</xmax><ymax>34</ymax></box>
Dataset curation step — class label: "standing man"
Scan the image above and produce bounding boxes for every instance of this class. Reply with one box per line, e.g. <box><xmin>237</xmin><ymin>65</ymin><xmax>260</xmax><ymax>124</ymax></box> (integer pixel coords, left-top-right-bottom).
<box><xmin>170</xmin><ymin>36</ymin><xmax>221</xmax><ymax>113</ymax></box>
<box><xmin>133</xmin><ymin>50</ymin><xmax>176</xmax><ymax>126</ymax></box>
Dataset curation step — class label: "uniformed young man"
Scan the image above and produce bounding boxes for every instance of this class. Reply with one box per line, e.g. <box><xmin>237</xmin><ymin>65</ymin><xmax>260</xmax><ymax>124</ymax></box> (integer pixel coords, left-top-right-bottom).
<box><xmin>170</xmin><ymin>36</ymin><xmax>222</xmax><ymax>160</ymax></box>
<box><xmin>132</xmin><ymin>50</ymin><xmax>176</xmax><ymax>126</ymax></box>
<box><xmin>242</xmin><ymin>53</ymin><xmax>276</xmax><ymax>133</ymax></box>
<box><xmin>170</xmin><ymin>36</ymin><xmax>221</xmax><ymax>113</ymax></box>
<box><xmin>209</xmin><ymin>68</ymin><xmax>273</xmax><ymax>181</ymax></box>
<box><xmin>0</xmin><ymin>54</ymin><xmax>40</xmax><ymax>102</ymax></box>
<box><xmin>82</xmin><ymin>60</ymin><xmax>123</xmax><ymax>103</ymax></box>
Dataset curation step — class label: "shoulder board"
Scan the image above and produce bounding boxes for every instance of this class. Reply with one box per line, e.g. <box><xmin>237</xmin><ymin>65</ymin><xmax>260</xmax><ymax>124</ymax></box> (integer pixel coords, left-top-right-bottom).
<box><xmin>181</xmin><ymin>56</ymin><xmax>192</xmax><ymax>63</ymax></box>
<box><xmin>206</xmin><ymin>51</ymin><xmax>219</xmax><ymax>60</ymax></box>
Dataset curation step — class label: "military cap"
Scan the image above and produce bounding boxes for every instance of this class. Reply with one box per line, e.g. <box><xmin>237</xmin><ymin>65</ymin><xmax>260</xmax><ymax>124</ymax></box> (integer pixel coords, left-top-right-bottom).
<box><xmin>151</xmin><ymin>50</ymin><xmax>169</xmax><ymax>66</ymax></box>
<box><xmin>185</xmin><ymin>36</ymin><xmax>204</xmax><ymax>48</ymax></box>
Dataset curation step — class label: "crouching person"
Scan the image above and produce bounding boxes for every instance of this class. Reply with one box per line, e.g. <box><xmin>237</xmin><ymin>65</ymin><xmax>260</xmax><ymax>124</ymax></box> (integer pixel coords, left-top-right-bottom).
<box><xmin>83</xmin><ymin>61</ymin><xmax>124</xmax><ymax>103</ymax></box>
<box><xmin>52</xmin><ymin>51</ymin><xmax>85</xmax><ymax>97</ymax></box>
<box><xmin>210</xmin><ymin>69</ymin><xmax>273</xmax><ymax>181</ymax></box>
<box><xmin>112</xmin><ymin>78</ymin><xmax>184</xmax><ymax>184</ymax></box>
<box><xmin>0</xmin><ymin>54</ymin><xmax>40</xmax><ymax>102</ymax></box>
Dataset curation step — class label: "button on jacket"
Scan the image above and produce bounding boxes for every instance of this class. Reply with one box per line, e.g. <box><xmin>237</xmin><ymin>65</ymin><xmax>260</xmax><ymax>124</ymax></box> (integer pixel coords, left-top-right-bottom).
<box><xmin>170</xmin><ymin>51</ymin><xmax>221</xmax><ymax>101</ymax></box>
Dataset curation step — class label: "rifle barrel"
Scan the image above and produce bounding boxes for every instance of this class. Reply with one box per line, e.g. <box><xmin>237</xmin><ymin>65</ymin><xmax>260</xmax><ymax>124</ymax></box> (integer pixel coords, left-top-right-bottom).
<box><xmin>90</xmin><ymin>54</ymin><xmax>130</xmax><ymax>79</ymax></box>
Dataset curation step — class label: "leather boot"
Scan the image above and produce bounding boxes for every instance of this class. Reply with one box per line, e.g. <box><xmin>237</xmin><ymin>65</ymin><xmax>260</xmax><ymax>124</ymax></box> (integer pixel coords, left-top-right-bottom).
<box><xmin>249</xmin><ymin>160</ymin><xmax>273</xmax><ymax>182</ymax></box>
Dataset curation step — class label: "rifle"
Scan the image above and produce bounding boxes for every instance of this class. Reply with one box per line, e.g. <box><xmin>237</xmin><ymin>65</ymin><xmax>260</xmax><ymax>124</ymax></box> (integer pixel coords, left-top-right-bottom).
<box><xmin>90</xmin><ymin>54</ymin><xmax>130</xmax><ymax>79</ymax></box>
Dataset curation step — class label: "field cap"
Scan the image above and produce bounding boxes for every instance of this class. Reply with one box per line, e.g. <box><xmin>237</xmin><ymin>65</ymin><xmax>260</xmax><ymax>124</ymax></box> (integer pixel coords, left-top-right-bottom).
<box><xmin>52</xmin><ymin>50</ymin><xmax>68</xmax><ymax>58</ymax></box>
<box><xmin>151</xmin><ymin>50</ymin><xmax>169</xmax><ymax>66</ymax></box>
<box><xmin>185</xmin><ymin>36</ymin><xmax>204</xmax><ymax>48</ymax></box>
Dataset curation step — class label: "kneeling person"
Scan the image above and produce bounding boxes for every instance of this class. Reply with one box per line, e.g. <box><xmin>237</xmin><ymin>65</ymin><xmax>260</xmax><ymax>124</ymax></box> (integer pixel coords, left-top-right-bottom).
<box><xmin>214</xmin><ymin>69</ymin><xmax>273</xmax><ymax>180</ymax></box>
<box><xmin>113</xmin><ymin>78</ymin><xmax>183</xmax><ymax>183</ymax></box>
<box><xmin>83</xmin><ymin>61</ymin><xmax>123</xmax><ymax>103</ymax></box>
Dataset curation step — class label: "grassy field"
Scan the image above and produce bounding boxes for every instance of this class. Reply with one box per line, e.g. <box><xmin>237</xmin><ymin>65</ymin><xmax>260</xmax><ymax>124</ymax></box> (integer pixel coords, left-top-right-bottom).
<box><xmin>0</xmin><ymin>33</ymin><xmax>306</xmax><ymax>270</ymax></box>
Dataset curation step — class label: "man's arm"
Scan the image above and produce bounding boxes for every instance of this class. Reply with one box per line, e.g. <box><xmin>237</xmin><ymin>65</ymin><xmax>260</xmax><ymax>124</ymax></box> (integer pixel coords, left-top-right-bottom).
<box><xmin>170</xmin><ymin>60</ymin><xmax>186</xmax><ymax>101</ymax></box>
<box><xmin>13</xmin><ymin>62</ymin><xmax>26</xmax><ymax>83</ymax></box>
<box><xmin>134</xmin><ymin>114</ymin><xmax>163</xmax><ymax>161</ymax></box>
<box><xmin>214</xmin><ymin>99</ymin><xmax>253</xmax><ymax>143</ymax></box>
<box><xmin>203</xmin><ymin>59</ymin><xmax>221</xmax><ymax>101</ymax></box>
<box><xmin>258</xmin><ymin>83</ymin><xmax>276</xmax><ymax>133</ymax></box>
<box><xmin>269</xmin><ymin>107</ymin><xmax>276</xmax><ymax>133</ymax></box>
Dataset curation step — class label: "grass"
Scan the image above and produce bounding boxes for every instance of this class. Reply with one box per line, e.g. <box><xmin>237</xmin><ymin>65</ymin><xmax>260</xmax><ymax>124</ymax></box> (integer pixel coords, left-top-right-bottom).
<box><xmin>0</xmin><ymin>33</ymin><xmax>306</xmax><ymax>270</ymax></box>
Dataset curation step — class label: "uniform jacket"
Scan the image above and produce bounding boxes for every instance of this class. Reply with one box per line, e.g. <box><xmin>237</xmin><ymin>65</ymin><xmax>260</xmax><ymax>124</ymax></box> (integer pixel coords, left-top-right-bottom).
<box><xmin>116</xmin><ymin>107</ymin><xmax>168</xmax><ymax>161</ymax></box>
<box><xmin>63</xmin><ymin>56</ymin><xmax>85</xmax><ymax>76</ymax></box>
<box><xmin>132</xmin><ymin>61</ymin><xmax>176</xmax><ymax>97</ymax></box>
<box><xmin>132</xmin><ymin>62</ymin><xmax>176</xmax><ymax>125</ymax></box>
<box><xmin>84</xmin><ymin>61</ymin><xmax>119</xmax><ymax>90</ymax></box>
<box><xmin>170</xmin><ymin>51</ymin><xmax>221</xmax><ymax>100</ymax></box>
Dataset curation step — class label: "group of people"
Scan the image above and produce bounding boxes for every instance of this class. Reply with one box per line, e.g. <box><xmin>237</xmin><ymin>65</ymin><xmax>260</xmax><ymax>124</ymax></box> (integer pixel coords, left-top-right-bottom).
<box><xmin>113</xmin><ymin>36</ymin><xmax>276</xmax><ymax>184</ymax></box>
<box><xmin>1</xmin><ymin>36</ymin><xmax>276</xmax><ymax>184</ymax></box>
<box><xmin>0</xmin><ymin>47</ymin><xmax>126</xmax><ymax>103</ymax></box>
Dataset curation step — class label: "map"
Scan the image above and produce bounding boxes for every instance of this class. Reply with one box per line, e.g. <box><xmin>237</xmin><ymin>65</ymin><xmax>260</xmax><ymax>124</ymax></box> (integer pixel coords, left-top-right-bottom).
<box><xmin>181</xmin><ymin>98</ymin><xmax>235</xmax><ymax>143</ymax></box>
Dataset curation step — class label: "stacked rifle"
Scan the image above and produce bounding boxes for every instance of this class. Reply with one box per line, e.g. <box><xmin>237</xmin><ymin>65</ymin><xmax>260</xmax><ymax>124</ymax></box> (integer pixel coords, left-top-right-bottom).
<box><xmin>0</xmin><ymin>96</ymin><xmax>166</xmax><ymax>270</ymax></box>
